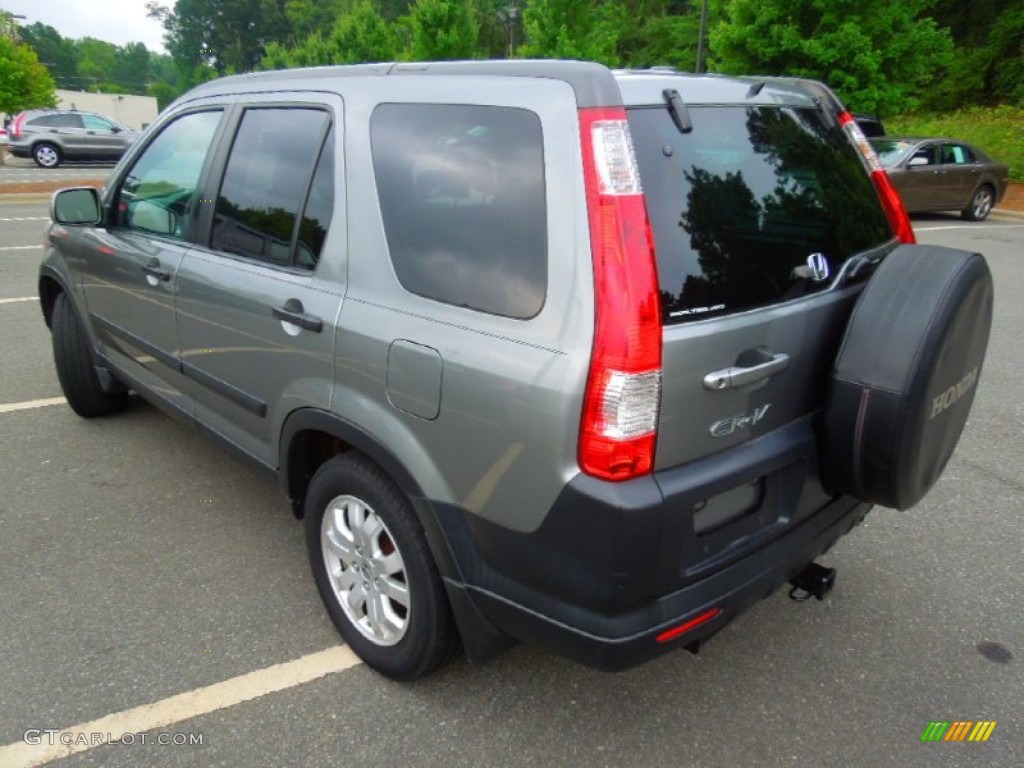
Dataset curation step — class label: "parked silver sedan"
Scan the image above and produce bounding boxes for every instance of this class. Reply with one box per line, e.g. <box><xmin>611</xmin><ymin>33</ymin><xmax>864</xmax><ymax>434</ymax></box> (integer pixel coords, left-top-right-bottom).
<box><xmin>871</xmin><ymin>137</ymin><xmax>1010</xmax><ymax>221</ymax></box>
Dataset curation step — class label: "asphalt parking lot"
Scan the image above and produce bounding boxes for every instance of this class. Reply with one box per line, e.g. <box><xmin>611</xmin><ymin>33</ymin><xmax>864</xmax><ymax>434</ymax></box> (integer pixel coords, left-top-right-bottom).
<box><xmin>0</xmin><ymin>190</ymin><xmax>1021</xmax><ymax>767</ymax></box>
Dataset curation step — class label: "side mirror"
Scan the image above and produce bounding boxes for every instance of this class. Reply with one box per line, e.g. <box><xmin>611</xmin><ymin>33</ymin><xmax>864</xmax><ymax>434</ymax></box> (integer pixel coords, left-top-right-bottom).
<box><xmin>51</xmin><ymin>187</ymin><xmax>101</xmax><ymax>225</ymax></box>
<box><xmin>111</xmin><ymin>126</ymin><xmax>122</xmax><ymax>134</ymax></box>
<box><xmin>907</xmin><ymin>156</ymin><xmax>930</xmax><ymax>168</ymax></box>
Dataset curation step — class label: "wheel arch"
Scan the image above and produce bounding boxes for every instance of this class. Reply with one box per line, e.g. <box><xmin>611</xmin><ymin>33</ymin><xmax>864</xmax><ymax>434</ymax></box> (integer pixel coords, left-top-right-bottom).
<box><xmin>39</xmin><ymin>268</ymin><xmax>71</xmax><ymax>329</ymax></box>
<box><xmin>279</xmin><ymin>408</ymin><xmax>461</xmax><ymax>581</ymax></box>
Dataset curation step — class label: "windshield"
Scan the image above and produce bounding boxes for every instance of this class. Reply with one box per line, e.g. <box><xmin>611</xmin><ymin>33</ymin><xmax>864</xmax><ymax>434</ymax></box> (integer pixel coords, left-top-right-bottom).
<box><xmin>870</xmin><ymin>139</ymin><xmax>916</xmax><ymax>168</ymax></box>
<box><xmin>629</xmin><ymin>104</ymin><xmax>894</xmax><ymax>324</ymax></box>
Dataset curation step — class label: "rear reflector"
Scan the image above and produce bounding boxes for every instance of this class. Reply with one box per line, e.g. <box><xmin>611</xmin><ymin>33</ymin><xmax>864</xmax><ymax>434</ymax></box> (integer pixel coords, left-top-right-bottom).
<box><xmin>578</xmin><ymin>107</ymin><xmax>662</xmax><ymax>482</ymax></box>
<box><xmin>656</xmin><ymin>607</ymin><xmax>723</xmax><ymax>643</ymax></box>
<box><xmin>839</xmin><ymin>112</ymin><xmax>916</xmax><ymax>244</ymax></box>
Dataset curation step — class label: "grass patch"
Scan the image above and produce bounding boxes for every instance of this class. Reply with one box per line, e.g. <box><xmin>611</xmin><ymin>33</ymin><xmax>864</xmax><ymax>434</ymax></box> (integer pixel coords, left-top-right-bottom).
<box><xmin>887</xmin><ymin>105</ymin><xmax>1024</xmax><ymax>181</ymax></box>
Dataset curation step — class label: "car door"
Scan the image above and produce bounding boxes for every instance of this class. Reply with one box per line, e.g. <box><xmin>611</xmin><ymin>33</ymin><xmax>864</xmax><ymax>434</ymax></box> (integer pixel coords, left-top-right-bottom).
<box><xmin>940</xmin><ymin>142</ymin><xmax>982</xmax><ymax>207</ymax></box>
<box><xmin>80</xmin><ymin>113</ymin><xmax>130</xmax><ymax>160</ymax></box>
<box><xmin>175</xmin><ymin>100</ymin><xmax>344</xmax><ymax>466</ymax></box>
<box><xmin>76</xmin><ymin>108</ymin><xmax>227</xmax><ymax>417</ymax></box>
<box><xmin>897</xmin><ymin>143</ymin><xmax>944</xmax><ymax>210</ymax></box>
<box><xmin>43</xmin><ymin>113</ymin><xmax>87</xmax><ymax>158</ymax></box>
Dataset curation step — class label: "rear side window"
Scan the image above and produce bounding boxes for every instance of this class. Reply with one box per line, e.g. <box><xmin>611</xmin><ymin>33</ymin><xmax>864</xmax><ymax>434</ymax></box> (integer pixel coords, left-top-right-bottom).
<box><xmin>629</xmin><ymin>105</ymin><xmax>893</xmax><ymax>323</ymax></box>
<box><xmin>371</xmin><ymin>103</ymin><xmax>547</xmax><ymax>319</ymax></box>
<box><xmin>49</xmin><ymin>114</ymin><xmax>83</xmax><ymax>128</ymax></box>
<box><xmin>211</xmin><ymin>108</ymin><xmax>332</xmax><ymax>269</ymax></box>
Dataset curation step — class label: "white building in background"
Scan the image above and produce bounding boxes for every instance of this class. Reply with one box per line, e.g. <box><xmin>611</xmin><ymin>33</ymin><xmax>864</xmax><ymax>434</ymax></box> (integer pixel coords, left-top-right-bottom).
<box><xmin>55</xmin><ymin>90</ymin><xmax>159</xmax><ymax>130</ymax></box>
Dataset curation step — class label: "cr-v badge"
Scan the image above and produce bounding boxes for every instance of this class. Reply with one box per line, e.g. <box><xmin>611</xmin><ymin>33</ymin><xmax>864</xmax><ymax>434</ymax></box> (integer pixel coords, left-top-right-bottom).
<box><xmin>710</xmin><ymin>404</ymin><xmax>771</xmax><ymax>437</ymax></box>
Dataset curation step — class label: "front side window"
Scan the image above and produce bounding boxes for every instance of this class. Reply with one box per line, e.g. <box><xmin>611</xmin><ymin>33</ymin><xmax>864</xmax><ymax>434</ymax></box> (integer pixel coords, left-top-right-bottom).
<box><xmin>114</xmin><ymin>109</ymin><xmax>222</xmax><ymax>239</ymax></box>
<box><xmin>371</xmin><ymin>103</ymin><xmax>547</xmax><ymax>319</ymax></box>
<box><xmin>82</xmin><ymin>114</ymin><xmax>116</xmax><ymax>131</ymax></box>
<box><xmin>211</xmin><ymin>108</ymin><xmax>332</xmax><ymax>268</ymax></box>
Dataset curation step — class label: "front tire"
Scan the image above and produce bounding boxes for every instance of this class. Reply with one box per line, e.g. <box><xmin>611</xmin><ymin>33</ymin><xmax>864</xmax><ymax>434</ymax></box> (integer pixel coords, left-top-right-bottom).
<box><xmin>33</xmin><ymin>142</ymin><xmax>61</xmax><ymax>169</ymax></box>
<box><xmin>962</xmin><ymin>185</ymin><xmax>994</xmax><ymax>221</ymax></box>
<box><xmin>51</xmin><ymin>293</ymin><xmax>128</xmax><ymax>417</ymax></box>
<box><xmin>304</xmin><ymin>453</ymin><xmax>459</xmax><ymax>680</ymax></box>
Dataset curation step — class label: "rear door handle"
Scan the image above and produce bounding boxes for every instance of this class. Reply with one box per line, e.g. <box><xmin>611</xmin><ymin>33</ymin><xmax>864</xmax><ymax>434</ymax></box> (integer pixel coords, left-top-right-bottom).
<box><xmin>704</xmin><ymin>352</ymin><xmax>790</xmax><ymax>390</ymax></box>
<box><xmin>272</xmin><ymin>300</ymin><xmax>323</xmax><ymax>333</ymax></box>
<box><xmin>141</xmin><ymin>263</ymin><xmax>171</xmax><ymax>282</ymax></box>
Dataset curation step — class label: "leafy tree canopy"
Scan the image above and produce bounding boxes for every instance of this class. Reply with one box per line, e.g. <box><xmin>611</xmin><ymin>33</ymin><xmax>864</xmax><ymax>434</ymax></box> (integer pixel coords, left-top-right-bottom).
<box><xmin>708</xmin><ymin>0</ymin><xmax>954</xmax><ymax>116</ymax></box>
<box><xmin>0</xmin><ymin>35</ymin><xmax>58</xmax><ymax>114</ymax></box>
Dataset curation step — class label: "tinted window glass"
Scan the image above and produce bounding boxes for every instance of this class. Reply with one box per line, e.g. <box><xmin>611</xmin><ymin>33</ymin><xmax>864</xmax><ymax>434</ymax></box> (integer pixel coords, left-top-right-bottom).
<box><xmin>629</xmin><ymin>105</ymin><xmax>893</xmax><ymax>323</ymax></box>
<box><xmin>115</xmin><ymin>110</ymin><xmax>222</xmax><ymax>239</ymax></box>
<box><xmin>50</xmin><ymin>113</ymin><xmax>83</xmax><ymax>128</ymax></box>
<box><xmin>296</xmin><ymin>127</ymin><xmax>335</xmax><ymax>270</ymax></box>
<box><xmin>29</xmin><ymin>115</ymin><xmax>56</xmax><ymax>127</ymax></box>
<box><xmin>212</xmin><ymin>108</ymin><xmax>329</xmax><ymax>267</ymax></box>
<box><xmin>371</xmin><ymin>104</ymin><xmax>547</xmax><ymax>319</ymax></box>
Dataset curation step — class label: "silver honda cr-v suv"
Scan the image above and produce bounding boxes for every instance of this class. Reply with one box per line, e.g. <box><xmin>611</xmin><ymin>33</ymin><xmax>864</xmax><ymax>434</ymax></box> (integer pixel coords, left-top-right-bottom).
<box><xmin>40</xmin><ymin>61</ymin><xmax>993</xmax><ymax>680</ymax></box>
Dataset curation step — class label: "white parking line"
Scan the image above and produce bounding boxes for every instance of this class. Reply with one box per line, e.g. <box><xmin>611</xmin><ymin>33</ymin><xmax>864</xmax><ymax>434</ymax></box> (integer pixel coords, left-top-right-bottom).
<box><xmin>0</xmin><ymin>397</ymin><xmax>67</xmax><ymax>414</ymax></box>
<box><xmin>0</xmin><ymin>217</ymin><xmax>48</xmax><ymax>222</ymax></box>
<box><xmin>0</xmin><ymin>645</ymin><xmax>362</xmax><ymax>768</ymax></box>
<box><xmin>0</xmin><ymin>245</ymin><xmax>42</xmax><ymax>251</ymax></box>
<box><xmin>0</xmin><ymin>296</ymin><xmax>37</xmax><ymax>304</ymax></box>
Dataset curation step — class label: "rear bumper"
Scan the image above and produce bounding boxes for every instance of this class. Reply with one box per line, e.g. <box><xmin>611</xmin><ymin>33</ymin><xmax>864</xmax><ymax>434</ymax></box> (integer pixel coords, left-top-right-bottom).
<box><xmin>446</xmin><ymin>493</ymin><xmax>868</xmax><ymax>670</ymax></box>
<box><xmin>434</xmin><ymin>418</ymin><xmax>872</xmax><ymax>670</ymax></box>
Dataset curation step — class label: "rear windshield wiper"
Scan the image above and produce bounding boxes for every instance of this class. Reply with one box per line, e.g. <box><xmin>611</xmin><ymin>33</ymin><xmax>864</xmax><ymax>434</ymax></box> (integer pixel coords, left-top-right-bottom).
<box><xmin>663</xmin><ymin>89</ymin><xmax>692</xmax><ymax>134</ymax></box>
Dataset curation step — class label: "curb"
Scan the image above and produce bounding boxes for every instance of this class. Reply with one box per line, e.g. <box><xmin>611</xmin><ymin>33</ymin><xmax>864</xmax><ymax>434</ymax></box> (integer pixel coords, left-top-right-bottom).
<box><xmin>992</xmin><ymin>207</ymin><xmax>1024</xmax><ymax>221</ymax></box>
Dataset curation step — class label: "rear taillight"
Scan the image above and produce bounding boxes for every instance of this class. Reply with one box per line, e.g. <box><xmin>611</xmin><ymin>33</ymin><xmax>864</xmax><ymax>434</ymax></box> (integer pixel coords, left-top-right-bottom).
<box><xmin>11</xmin><ymin>113</ymin><xmax>26</xmax><ymax>139</ymax></box>
<box><xmin>578</xmin><ymin>107</ymin><xmax>662</xmax><ymax>482</ymax></box>
<box><xmin>839</xmin><ymin>112</ymin><xmax>915</xmax><ymax>244</ymax></box>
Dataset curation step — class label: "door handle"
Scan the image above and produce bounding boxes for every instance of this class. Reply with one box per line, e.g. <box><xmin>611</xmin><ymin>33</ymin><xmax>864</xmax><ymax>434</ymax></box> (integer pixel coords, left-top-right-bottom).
<box><xmin>272</xmin><ymin>300</ymin><xmax>323</xmax><ymax>333</ymax></box>
<box><xmin>141</xmin><ymin>263</ymin><xmax>171</xmax><ymax>282</ymax></box>
<box><xmin>704</xmin><ymin>351</ymin><xmax>790</xmax><ymax>390</ymax></box>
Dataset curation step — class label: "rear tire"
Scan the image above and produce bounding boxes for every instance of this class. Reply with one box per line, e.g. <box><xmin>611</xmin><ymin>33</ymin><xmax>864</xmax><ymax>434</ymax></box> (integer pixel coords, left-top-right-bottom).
<box><xmin>961</xmin><ymin>185</ymin><xmax>994</xmax><ymax>221</ymax></box>
<box><xmin>33</xmin><ymin>142</ymin><xmax>61</xmax><ymax>169</ymax></box>
<box><xmin>51</xmin><ymin>293</ymin><xmax>128</xmax><ymax>417</ymax></box>
<box><xmin>304</xmin><ymin>453</ymin><xmax>459</xmax><ymax>680</ymax></box>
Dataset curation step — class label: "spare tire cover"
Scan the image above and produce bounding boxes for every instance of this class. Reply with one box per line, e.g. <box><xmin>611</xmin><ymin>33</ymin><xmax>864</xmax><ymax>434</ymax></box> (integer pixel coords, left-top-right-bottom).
<box><xmin>822</xmin><ymin>245</ymin><xmax>993</xmax><ymax>510</ymax></box>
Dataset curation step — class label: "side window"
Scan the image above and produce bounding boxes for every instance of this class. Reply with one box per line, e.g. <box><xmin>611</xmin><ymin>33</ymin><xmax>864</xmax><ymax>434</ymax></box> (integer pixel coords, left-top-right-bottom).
<box><xmin>371</xmin><ymin>103</ymin><xmax>547</xmax><ymax>319</ymax></box>
<box><xmin>29</xmin><ymin>115</ymin><xmax>56</xmax><ymax>127</ymax></box>
<box><xmin>211</xmin><ymin>108</ymin><xmax>331</xmax><ymax>268</ymax></box>
<box><xmin>950</xmin><ymin>144</ymin><xmax>974</xmax><ymax>164</ymax></box>
<box><xmin>296</xmin><ymin>127</ymin><xmax>335</xmax><ymax>269</ymax></box>
<box><xmin>82</xmin><ymin>114</ymin><xmax>115</xmax><ymax>131</ymax></box>
<box><xmin>50</xmin><ymin>114</ymin><xmax>83</xmax><ymax>129</ymax></box>
<box><xmin>114</xmin><ymin>110</ymin><xmax>222</xmax><ymax>239</ymax></box>
<box><xmin>910</xmin><ymin>145</ymin><xmax>936</xmax><ymax>166</ymax></box>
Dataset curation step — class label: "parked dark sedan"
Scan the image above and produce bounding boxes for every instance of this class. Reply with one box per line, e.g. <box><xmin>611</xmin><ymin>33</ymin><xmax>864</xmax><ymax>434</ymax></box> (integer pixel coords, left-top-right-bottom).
<box><xmin>871</xmin><ymin>137</ymin><xmax>1009</xmax><ymax>221</ymax></box>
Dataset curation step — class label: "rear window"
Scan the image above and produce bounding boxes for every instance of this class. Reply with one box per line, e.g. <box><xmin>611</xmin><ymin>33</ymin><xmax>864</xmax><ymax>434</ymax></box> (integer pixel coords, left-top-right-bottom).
<box><xmin>371</xmin><ymin>103</ymin><xmax>547</xmax><ymax>319</ymax></box>
<box><xmin>629</xmin><ymin>105</ymin><xmax>893</xmax><ymax>324</ymax></box>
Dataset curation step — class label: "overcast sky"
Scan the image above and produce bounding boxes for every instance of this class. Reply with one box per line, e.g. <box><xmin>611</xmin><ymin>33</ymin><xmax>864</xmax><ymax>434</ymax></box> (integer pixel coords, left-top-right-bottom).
<box><xmin>4</xmin><ymin>0</ymin><xmax>168</xmax><ymax>53</ymax></box>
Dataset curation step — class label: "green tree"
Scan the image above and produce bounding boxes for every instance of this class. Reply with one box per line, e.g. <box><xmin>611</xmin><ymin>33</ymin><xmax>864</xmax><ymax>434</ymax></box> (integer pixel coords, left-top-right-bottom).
<box><xmin>519</xmin><ymin>0</ymin><xmax>627</xmax><ymax>66</ymax></box>
<box><xmin>408</xmin><ymin>0</ymin><xmax>478</xmax><ymax>60</ymax></box>
<box><xmin>284</xmin><ymin>0</ymin><xmax>347</xmax><ymax>41</ymax></box>
<box><xmin>709</xmin><ymin>0</ymin><xmax>954</xmax><ymax>116</ymax></box>
<box><xmin>110</xmin><ymin>43</ymin><xmax>152</xmax><ymax>94</ymax></box>
<box><xmin>147</xmin><ymin>0</ymin><xmax>292</xmax><ymax>82</ymax></box>
<box><xmin>75</xmin><ymin>37</ymin><xmax>118</xmax><ymax>90</ymax></box>
<box><xmin>0</xmin><ymin>36</ymin><xmax>57</xmax><ymax>114</ymax></box>
<box><xmin>261</xmin><ymin>2</ymin><xmax>398</xmax><ymax>68</ymax></box>
<box><xmin>17</xmin><ymin>23</ymin><xmax>79</xmax><ymax>89</ymax></box>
